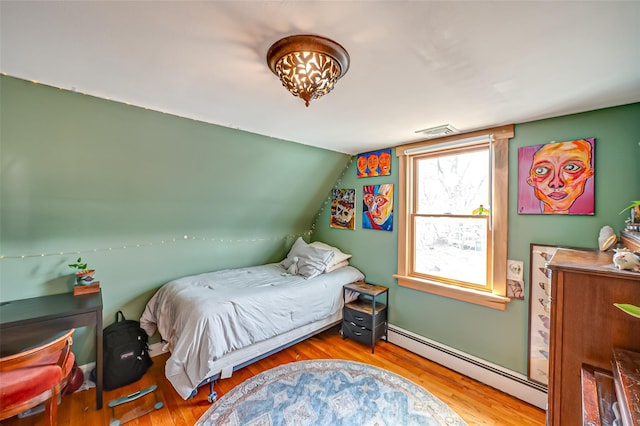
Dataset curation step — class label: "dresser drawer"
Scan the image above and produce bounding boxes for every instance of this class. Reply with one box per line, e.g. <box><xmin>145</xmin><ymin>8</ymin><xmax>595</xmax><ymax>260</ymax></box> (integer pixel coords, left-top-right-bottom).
<box><xmin>342</xmin><ymin>318</ymin><xmax>367</xmax><ymax>333</ymax></box>
<box><xmin>343</xmin><ymin>306</ymin><xmax>373</xmax><ymax>328</ymax></box>
<box><xmin>344</xmin><ymin>304</ymin><xmax>386</xmax><ymax>327</ymax></box>
<box><xmin>342</xmin><ymin>320</ymin><xmax>372</xmax><ymax>344</ymax></box>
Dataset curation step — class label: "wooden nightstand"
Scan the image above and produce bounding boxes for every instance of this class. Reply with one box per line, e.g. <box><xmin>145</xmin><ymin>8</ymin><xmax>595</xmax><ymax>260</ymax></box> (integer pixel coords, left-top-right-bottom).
<box><xmin>342</xmin><ymin>281</ymin><xmax>388</xmax><ymax>353</ymax></box>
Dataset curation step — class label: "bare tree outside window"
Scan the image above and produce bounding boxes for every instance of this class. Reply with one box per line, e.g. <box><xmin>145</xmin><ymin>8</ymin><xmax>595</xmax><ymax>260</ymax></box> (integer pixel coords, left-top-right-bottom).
<box><xmin>414</xmin><ymin>148</ymin><xmax>490</xmax><ymax>287</ymax></box>
<box><xmin>395</xmin><ymin>125</ymin><xmax>513</xmax><ymax>309</ymax></box>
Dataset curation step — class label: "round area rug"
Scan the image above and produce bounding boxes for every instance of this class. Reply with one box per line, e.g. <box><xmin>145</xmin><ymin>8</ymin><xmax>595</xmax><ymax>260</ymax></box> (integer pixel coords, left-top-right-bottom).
<box><xmin>195</xmin><ymin>359</ymin><xmax>467</xmax><ymax>426</ymax></box>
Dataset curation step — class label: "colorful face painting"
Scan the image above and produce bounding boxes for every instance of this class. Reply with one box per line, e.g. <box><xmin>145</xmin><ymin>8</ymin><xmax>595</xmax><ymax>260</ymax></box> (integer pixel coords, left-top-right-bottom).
<box><xmin>357</xmin><ymin>149</ymin><xmax>392</xmax><ymax>177</ymax></box>
<box><xmin>362</xmin><ymin>184</ymin><xmax>394</xmax><ymax>231</ymax></box>
<box><xmin>330</xmin><ymin>189</ymin><xmax>355</xmax><ymax>230</ymax></box>
<box><xmin>518</xmin><ymin>138</ymin><xmax>595</xmax><ymax>215</ymax></box>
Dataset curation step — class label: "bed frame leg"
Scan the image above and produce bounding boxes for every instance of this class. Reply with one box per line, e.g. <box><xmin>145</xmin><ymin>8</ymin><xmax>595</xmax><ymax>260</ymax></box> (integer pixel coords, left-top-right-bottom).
<box><xmin>207</xmin><ymin>381</ymin><xmax>217</xmax><ymax>403</ymax></box>
<box><xmin>191</xmin><ymin>376</ymin><xmax>219</xmax><ymax>403</ymax></box>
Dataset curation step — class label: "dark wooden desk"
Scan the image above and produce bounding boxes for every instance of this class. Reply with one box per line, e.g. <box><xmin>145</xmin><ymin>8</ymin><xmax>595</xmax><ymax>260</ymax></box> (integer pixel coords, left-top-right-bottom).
<box><xmin>0</xmin><ymin>290</ymin><xmax>104</xmax><ymax>410</ymax></box>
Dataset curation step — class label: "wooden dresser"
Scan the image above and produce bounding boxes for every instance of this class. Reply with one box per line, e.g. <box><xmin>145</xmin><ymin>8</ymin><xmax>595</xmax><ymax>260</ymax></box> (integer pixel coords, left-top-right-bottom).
<box><xmin>546</xmin><ymin>248</ymin><xmax>640</xmax><ymax>426</ymax></box>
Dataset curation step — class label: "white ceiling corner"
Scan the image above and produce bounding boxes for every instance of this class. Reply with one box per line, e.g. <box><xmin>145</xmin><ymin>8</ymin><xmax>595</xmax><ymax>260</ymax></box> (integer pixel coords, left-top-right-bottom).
<box><xmin>1</xmin><ymin>1</ymin><xmax>639</xmax><ymax>154</ymax></box>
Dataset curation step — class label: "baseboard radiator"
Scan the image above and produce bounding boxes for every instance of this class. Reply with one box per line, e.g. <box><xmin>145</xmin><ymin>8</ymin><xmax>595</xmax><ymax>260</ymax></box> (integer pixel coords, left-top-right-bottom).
<box><xmin>388</xmin><ymin>325</ymin><xmax>548</xmax><ymax>410</ymax></box>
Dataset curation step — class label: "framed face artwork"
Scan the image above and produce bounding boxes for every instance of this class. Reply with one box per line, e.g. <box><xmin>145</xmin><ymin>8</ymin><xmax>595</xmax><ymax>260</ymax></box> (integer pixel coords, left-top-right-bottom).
<box><xmin>518</xmin><ymin>138</ymin><xmax>595</xmax><ymax>215</ymax></box>
<box><xmin>362</xmin><ymin>184</ymin><xmax>394</xmax><ymax>231</ymax></box>
<box><xmin>357</xmin><ymin>149</ymin><xmax>392</xmax><ymax>178</ymax></box>
<box><xmin>330</xmin><ymin>188</ymin><xmax>355</xmax><ymax>230</ymax></box>
<box><xmin>528</xmin><ymin>243</ymin><xmax>558</xmax><ymax>387</ymax></box>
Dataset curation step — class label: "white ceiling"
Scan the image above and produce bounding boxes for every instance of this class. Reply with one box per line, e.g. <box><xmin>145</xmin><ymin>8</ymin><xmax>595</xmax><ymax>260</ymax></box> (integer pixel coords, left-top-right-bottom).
<box><xmin>2</xmin><ymin>1</ymin><xmax>639</xmax><ymax>154</ymax></box>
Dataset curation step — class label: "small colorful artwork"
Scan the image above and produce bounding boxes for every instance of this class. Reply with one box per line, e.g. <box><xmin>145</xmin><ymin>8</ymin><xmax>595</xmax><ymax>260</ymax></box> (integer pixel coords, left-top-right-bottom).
<box><xmin>518</xmin><ymin>138</ymin><xmax>595</xmax><ymax>215</ymax></box>
<box><xmin>330</xmin><ymin>188</ymin><xmax>355</xmax><ymax>230</ymax></box>
<box><xmin>357</xmin><ymin>149</ymin><xmax>392</xmax><ymax>177</ymax></box>
<box><xmin>506</xmin><ymin>259</ymin><xmax>524</xmax><ymax>300</ymax></box>
<box><xmin>362</xmin><ymin>184</ymin><xmax>394</xmax><ymax>231</ymax></box>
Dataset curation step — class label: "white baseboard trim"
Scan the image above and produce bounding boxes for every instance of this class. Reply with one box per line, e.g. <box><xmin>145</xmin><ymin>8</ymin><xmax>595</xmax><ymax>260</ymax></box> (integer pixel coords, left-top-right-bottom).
<box><xmin>388</xmin><ymin>325</ymin><xmax>548</xmax><ymax>410</ymax></box>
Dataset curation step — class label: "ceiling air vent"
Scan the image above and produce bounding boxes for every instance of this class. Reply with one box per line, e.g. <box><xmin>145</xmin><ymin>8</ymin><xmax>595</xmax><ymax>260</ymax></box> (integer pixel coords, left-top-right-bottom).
<box><xmin>414</xmin><ymin>124</ymin><xmax>459</xmax><ymax>139</ymax></box>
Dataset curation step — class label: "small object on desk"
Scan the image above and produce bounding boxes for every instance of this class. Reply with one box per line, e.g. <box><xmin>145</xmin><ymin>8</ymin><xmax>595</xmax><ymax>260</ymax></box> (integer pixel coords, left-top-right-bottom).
<box><xmin>74</xmin><ymin>281</ymin><xmax>101</xmax><ymax>296</ymax></box>
<box><xmin>75</xmin><ymin>269</ymin><xmax>96</xmax><ymax>285</ymax></box>
<box><xmin>68</xmin><ymin>257</ymin><xmax>97</xmax><ymax>284</ymax></box>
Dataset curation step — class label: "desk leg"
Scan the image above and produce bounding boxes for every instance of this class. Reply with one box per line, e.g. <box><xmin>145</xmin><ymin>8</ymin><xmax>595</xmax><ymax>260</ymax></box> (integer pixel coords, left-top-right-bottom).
<box><xmin>96</xmin><ymin>310</ymin><xmax>103</xmax><ymax>410</ymax></box>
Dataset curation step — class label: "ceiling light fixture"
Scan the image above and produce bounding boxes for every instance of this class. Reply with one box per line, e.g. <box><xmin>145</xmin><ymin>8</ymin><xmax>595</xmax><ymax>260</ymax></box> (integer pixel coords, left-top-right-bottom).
<box><xmin>267</xmin><ymin>34</ymin><xmax>350</xmax><ymax>107</ymax></box>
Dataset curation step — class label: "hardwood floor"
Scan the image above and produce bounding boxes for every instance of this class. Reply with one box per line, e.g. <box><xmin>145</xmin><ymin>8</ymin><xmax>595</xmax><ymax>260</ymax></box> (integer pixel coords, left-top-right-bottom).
<box><xmin>1</xmin><ymin>326</ymin><xmax>545</xmax><ymax>425</ymax></box>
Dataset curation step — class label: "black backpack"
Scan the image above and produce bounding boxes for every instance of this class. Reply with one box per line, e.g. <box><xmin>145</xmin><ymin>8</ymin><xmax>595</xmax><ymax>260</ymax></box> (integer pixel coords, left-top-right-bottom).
<box><xmin>99</xmin><ymin>310</ymin><xmax>153</xmax><ymax>390</ymax></box>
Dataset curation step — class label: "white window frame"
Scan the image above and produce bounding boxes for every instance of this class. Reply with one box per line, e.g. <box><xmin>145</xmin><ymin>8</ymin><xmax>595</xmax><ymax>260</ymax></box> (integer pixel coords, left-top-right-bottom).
<box><xmin>394</xmin><ymin>125</ymin><xmax>514</xmax><ymax>310</ymax></box>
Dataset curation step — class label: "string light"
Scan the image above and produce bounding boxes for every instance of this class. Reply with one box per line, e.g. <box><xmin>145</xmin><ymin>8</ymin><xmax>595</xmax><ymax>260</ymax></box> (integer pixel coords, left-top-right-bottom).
<box><xmin>0</xmin><ymin>230</ymin><xmax>313</xmax><ymax>260</ymax></box>
<box><xmin>312</xmin><ymin>156</ymin><xmax>354</xmax><ymax>231</ymax></box>
<box><xmin>0</xmin><ymin>78</ymin><xmax>355</xmax><ymax>261</ymax></box>
<box><xmin>1</xmin><ymin>155</ymin><xmax>353</xmax><ymax>260</ymax></box>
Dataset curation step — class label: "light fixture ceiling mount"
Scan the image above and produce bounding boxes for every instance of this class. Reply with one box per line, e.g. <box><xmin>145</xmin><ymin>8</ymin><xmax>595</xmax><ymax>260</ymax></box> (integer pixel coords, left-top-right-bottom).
<box><xmin>267</xmin><ymin>34</ymin><xmax>350</xmax><ymax>107</ymax></box>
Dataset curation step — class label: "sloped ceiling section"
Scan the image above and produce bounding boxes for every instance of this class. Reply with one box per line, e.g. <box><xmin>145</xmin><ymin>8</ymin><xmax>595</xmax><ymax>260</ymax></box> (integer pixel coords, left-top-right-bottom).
<box><xmin>0</xmin><ymin>76</ymin><xmax>350</xmax><ymax>254</ymax></box>
<box><xmin>1</xmin><ymin>1</ymin><xmax>639</xmax><ymax>154</ymax></box>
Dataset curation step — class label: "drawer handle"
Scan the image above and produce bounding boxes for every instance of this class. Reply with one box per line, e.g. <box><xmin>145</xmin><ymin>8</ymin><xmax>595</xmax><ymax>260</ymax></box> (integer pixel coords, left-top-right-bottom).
<box><xmin>354</xmin><ymin>331</ymin><xmax>362</xmax><ymax>336</ymax></box>
<box><xmin>350</xmin><ymin>322</ymin><xmax>365</xmax><ymax>330</ymax></box>
<box><xmin>354</xmin><ymin>316</ymin><xmax>364</xmax><ymax>321</ymax></box>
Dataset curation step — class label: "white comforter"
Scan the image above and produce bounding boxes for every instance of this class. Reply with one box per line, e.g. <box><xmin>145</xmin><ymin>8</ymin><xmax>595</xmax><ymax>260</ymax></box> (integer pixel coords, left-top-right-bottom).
<box><xmin>140</xmin><ymin>263</ymin><xmax>364</xmax><ymax>398</ymax></box>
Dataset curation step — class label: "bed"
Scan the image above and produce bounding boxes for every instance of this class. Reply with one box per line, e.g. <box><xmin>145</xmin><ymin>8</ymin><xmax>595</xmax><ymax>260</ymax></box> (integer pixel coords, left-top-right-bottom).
<box><xmin>139</xmin><ymin>238</ymin><xmax>364</xmax><ymax>401</ymax></box>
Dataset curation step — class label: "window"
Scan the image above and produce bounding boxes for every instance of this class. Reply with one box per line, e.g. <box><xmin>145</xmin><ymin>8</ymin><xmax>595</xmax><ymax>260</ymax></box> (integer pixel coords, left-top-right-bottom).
<box><xmin>394</xmin><ymin>125</ymin><xmax>514</xmax><ymax>310</ymax></box>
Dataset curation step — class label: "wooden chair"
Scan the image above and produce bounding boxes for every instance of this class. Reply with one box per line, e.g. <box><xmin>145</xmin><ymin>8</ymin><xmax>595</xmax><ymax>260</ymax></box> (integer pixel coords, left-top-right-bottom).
<box><xmin>0</xmin><ymin>329</ymin><xmax>75</xmax><ymax>425</ymax></box>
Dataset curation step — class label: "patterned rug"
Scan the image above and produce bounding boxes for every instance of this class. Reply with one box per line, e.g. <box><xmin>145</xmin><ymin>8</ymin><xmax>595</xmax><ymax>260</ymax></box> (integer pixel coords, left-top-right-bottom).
<box><xmin>195</xmin><ymin>359</ymin><xmax>467</xmax><ymax>426</ymax></box>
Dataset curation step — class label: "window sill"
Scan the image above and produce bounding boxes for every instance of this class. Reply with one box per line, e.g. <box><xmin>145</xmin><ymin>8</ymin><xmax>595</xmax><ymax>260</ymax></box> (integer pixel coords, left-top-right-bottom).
<box><xmin>393</xmin><ymin>274</ymin><xmax>511</xmax><ymax>310</ymax></box>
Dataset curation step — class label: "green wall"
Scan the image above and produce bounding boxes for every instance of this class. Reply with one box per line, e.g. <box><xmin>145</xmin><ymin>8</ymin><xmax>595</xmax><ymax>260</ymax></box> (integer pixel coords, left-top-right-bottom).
<box><xmin>0</xmin><ymin>75</ymin><xmax>350</xmax><ymax>363</ymax></box>
<box><xmin>312</xmin><ymin>103</ymin><xmax>640</xmax><ymax>375</ymax></box>
<box><xmin>2</xmin><ymin>73</ymin><xmax>638</xmax><ymax>376</ymax></box>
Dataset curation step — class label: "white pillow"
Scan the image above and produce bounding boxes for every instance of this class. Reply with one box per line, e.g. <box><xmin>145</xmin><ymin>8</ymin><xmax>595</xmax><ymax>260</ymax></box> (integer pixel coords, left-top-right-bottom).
<box><xmin>281</xmin><ymin>237</ymin><xmax>335</xmax><ymax>278</ymax></box>
<box><xmin>296</xmin><ymin>246</ymin><xmax>334</xmax><ymax>279</ymax></box>
<box><xmin>281</xmin><ymin>237</ymin><xmax>308</xmax><ymax>269</ymax></box>
<box><xmin>309</xmin><ymin>241</ymin><xmax>352</xmax><ymax>269</ymax></box>
<box><xmin>326</xmin><ymin>260</ymin><xmax>350</xmax><ymax>273</ymax></box>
